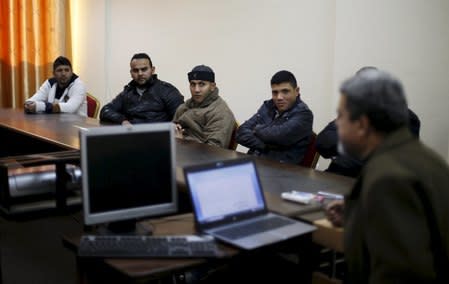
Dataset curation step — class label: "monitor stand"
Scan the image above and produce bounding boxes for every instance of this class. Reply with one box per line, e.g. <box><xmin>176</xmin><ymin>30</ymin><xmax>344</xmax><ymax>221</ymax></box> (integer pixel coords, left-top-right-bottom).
<box><xmin>95</xmin><ymin>219</ymin><xmax>153</xmax><ymax>235</ymax></box>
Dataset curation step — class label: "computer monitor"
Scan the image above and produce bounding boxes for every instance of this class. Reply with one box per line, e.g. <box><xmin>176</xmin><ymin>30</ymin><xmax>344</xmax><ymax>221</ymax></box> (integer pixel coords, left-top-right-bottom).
<box><xmin>79</xmin><ymin>123</ymin><xmax>177</xmax><ymax>234</ymax></box>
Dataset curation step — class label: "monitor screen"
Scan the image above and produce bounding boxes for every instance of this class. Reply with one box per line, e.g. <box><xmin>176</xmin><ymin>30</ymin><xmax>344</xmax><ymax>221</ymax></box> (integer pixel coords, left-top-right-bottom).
<box><xmin>79</xmin><ymin>123</ymin><xmax>177</xmax><ymax>231</ymax></box>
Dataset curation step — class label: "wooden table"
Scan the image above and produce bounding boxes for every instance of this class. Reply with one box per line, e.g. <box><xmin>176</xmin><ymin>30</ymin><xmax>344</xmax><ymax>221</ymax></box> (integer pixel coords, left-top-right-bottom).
<box><xmin>0</xmin><ymin>108</ymin><xmax>100</xmax><ymax>154</ymax></box>
<box><xmin>1</xmin><ymin>107</ymin><xmax>353</xmax><ymax>282</ymax></box>
<box><xmin>0</xmin><ymin>108</ymin><xmax>354</xmax><ymax>218</ymax></box>
<box><xmin>63</xmin><ymin>214</ymin><xmax>240</xmax><ymax>283</ymax></box>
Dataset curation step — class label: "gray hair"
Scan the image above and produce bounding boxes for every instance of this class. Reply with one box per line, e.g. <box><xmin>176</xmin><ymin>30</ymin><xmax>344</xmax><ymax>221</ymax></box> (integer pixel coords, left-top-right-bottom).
<box><xmin>340</xmin><ymin>69</ymin><xmax>409</xmax><ymax>133</ymax></box>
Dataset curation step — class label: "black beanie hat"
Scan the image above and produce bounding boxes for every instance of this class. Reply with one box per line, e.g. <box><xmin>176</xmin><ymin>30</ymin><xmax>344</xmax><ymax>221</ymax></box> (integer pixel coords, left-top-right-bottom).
<box><xmin>188</xmin><ymin>65</ymin><xmax>215</xmax><ymax>82</ymax></box>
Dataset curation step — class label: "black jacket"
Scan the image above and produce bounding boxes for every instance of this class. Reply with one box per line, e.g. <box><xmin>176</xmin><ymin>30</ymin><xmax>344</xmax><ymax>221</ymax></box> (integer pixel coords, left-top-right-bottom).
<box><xmin>236</xmin><ymin>97</ymin><xmax>313</xmax><ymax>164</ymax></box>
<box><xmin>316</xmin><ymin>109</ymin><xmax>421</xmax><ymax>177</ymax></box>
<box><xmin>316</xmin><ymin>120</ymin><xmax>363</xmax><ymax>177</ymax></box>
<box><xmin>100</xmin><ymin>75</ymin><xmax>184</xmax><ymax>124</ymax></box>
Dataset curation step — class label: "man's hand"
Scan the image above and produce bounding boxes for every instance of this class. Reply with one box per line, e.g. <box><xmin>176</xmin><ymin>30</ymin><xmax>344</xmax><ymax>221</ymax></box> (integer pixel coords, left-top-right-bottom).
<box><xmin>24</xmin><ymin>101</ymin><xmax>36</xmax><ymax>113</ymax></box>
<box><xmin>52</xmin><ymin>103</ymin><xmax>61</xmax><ymax>113</ymax></box>
<box><xmin>174</xmin><ymin>123</ymin><xmax>184</xmax><ymax>139</ymax></box>
<box><xmin>325</xmin><ymin>199</ymin><xmax>344</xmax><ymax>227</ymax></box>
<box><xmin>121</xmin><ymin>120</ymin><xmax>131</xmax><ymax>126</ymax></box>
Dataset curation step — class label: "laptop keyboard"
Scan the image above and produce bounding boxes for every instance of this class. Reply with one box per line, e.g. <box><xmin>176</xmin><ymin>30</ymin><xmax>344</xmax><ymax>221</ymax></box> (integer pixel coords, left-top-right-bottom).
<box><xmin>213</xmin><ymin>216</ymin><xmax>295</xmax><ymax>240</ymax></box>
<box><xmin>78</xmin><ymin>235</ymin><xmax>225</xmax><ymax>258</ymax></box>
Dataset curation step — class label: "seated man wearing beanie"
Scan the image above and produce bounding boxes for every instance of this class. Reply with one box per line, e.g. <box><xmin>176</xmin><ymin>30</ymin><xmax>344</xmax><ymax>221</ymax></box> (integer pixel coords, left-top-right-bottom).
<box><xmin>173</xmin><ymin>65</ymin><xmax>236</xmax><ymax>148</ymax></box>
<box><xmin>236</xmin><ymin>70</ymin><xmax>313</xmax><ymax>164</ymax></box>
<box><xmin>24</xmin><ymin>56</ymin><xmax>87</xmax><ymax>116</ymax></box>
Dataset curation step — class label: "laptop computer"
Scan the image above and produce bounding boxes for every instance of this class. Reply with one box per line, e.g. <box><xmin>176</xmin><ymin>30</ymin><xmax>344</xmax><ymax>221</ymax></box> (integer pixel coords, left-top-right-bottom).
<box><xmin>184</xmin><ymin>158</ymin><xmax>316</xmax><ymax>250</ymax></box>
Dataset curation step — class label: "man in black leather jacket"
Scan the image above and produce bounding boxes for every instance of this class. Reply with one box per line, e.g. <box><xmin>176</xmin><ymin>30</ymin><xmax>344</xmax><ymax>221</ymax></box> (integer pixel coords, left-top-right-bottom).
<box><xmin>100</xmin><ymin>53</ymin><xmax>184</xmax><ymax>124</ymax></box>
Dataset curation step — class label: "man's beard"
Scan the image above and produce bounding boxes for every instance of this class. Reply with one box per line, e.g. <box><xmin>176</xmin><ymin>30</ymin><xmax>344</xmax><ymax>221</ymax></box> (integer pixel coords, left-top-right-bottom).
<box><xmin>337</xmin><ymin>140</ymin><xmax>346</xmax><ymax>156</ymax></box>
<box><xmin>337</xmin><ymin>140</ymin><xmax>362</xmax><ymax>160</ymax></box>
<box><xmin>337</xmin><ymin>140</ymin><xmax>361</xmax><ymax>160</ymax></box>
<box><xmin>137</xmin><ymin>79</ymin><xmax>148</xmax><ymax>86</ymax></box>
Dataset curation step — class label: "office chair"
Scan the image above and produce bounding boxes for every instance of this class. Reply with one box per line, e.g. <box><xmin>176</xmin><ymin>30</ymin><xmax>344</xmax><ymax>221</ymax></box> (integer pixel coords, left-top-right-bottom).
<box><xmin>299</xmin><ymin>132</ymin><xmax>320</xmax><ymax>168</ymax></box>
<box><xmin>228</xmin><ymin>121</ymin><xmax>239</xmax><ymax>150</ymax></box>
<box><xmin>86</xmin><ymin>93</ymin><xmax>100</xmax><ymax>119</ymax></box>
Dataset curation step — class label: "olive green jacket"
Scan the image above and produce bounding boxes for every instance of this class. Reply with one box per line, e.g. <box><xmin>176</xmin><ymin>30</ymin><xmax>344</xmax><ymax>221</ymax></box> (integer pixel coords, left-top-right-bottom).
<box><xmin>173</xmin><ymin>88</ymin><xmax>235</xmax><ymax>148</ymax></box>
<box><xmin>344</xmin><ymin>127</ymin><xmax>449</xmax><ymax>283</ymax></box>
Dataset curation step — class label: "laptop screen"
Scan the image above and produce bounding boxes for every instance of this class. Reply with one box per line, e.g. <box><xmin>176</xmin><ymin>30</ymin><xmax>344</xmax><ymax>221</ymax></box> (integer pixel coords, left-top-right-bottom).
<box><xmin>186</xmin><ymin>160</ymin><xmax>265</xmax><ymax>225</ymax></box>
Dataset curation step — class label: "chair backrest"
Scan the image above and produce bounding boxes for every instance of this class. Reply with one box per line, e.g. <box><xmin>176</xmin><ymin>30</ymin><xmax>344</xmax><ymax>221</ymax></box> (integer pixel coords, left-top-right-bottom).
<box><xmin>228</xmin><ymin>121</ymin><xmax>239</xmax><ymax>150</ymax></box>
<box><xmin>299</xmin><ymin>132</ymin><xmax>320</xmax><ymax>168</ymax></box>
<box><xmin>86</xmin><ymin>93</ymin><xmax>100</xmax><ymax>119</ymax></box>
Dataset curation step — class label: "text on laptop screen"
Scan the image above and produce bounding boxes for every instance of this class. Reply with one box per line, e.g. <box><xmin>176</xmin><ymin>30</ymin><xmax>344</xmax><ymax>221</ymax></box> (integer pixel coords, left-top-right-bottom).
<box><xmin>187</xmin><ymin>162</ymin><xmax>265</xmax><ymax>224</ymax></box>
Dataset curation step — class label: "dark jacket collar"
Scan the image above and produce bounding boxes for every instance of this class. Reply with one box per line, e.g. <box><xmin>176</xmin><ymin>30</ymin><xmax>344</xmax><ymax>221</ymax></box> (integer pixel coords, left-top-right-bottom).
<box><xmin>266</xmin><ymin>96</ymin><xmax>303</xmax><ymax>117</ymax></box>
<box><xmin>48</xmin><ymin>73</ymin><xmax>79</xmax><ymax>87</ymax></box>
<box><xmin>185</xmin><ymin>88</ymin><xmax>219</xmax><ymax>108</ymax></box>
<box><xmin>348</xmin><ymin>127</ymin><xmax>415</xmax><ymax>200</ymax></box>
<box><xmin>127</xmin><ymin>74</ymin><xmax>158</xmax><ymax>89</ymax></box>
<box><xmin>366</xmin><ymin>127</ymin><xmax>415</xmax><ymax>162</ymax></box>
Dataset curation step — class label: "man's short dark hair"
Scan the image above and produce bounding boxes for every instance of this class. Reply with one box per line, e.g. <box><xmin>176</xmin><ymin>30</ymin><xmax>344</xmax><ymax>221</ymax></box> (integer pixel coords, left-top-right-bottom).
<box><xmin>271</xmin><ymin>70</ymin><xmax>297</xmax><ymax>88</ymax></box>
<box><xmin>130</xmin><ymin>53</ymin><xmax>153</xmax><ymax>67</ymax></box>
<box><xmin>53</xmin><ymin>56</ymin><xmax>72</xmax><ymax>71</ymax></box>
<box><xmin>340</xmin><ymin>69</ymin><xmax>409</xmax><ymax>133</ymax></box>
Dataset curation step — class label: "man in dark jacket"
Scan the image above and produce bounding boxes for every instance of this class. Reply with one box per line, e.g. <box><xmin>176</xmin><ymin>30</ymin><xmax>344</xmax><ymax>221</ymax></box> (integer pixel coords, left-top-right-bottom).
<box><xmin>100</xmin><ymin>53</ymin><xmax>184</xmax><ymax>124</ymax></box>
<box><xmin>316</xmin><ymin>66</ymin><xmax>421</xmax><ymax>178</ymax></box>
<box><xmin>326</xmin><ymin>69</ymin><xmax>449</xmax><ymax>283</ymax></box>
<box><xmin>236</xmin><ymin>70</ymin><xmax>313</xmax><ymax>164</ymax></box>
<box><xmin>316</xmin><ymin>108</ymin><xmax>420</xmax><ymax>177</ymax></box>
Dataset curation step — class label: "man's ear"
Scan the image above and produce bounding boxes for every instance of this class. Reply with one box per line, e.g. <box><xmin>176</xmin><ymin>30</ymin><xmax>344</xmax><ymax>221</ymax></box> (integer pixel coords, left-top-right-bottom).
<box><xmin>295</xmin><ymin>86</ymin><xmax>300</xmax><ymax>97</ymax></box>
<box><xmin>358</xmin><ymin>115</ymin><xmax>371</xmax><ymax>136</ymax></box>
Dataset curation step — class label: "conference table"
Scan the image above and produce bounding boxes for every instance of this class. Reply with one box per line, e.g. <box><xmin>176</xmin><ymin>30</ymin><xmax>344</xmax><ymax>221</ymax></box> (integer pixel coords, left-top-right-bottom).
<box><xmin>0</xmin><ymin>108</ymin><xmax>353</xmax><ymax>218</ymax></box>
<box><xmin>0</xmin><ymin>108</ymin><xmax>353</xmax><ymax>282</ymax></box>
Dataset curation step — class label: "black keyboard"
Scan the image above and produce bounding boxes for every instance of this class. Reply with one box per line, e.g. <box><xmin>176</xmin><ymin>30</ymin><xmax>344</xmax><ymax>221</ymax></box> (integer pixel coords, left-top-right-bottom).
<box><xmin>78</xmin><ymin>235</ymin><xmax>225</xmax><ymax>258</ymax></box>
<box><xmin>214</xmin><ymin>216</ymin><xmax>295</xmax><ymax>240</ymax></box>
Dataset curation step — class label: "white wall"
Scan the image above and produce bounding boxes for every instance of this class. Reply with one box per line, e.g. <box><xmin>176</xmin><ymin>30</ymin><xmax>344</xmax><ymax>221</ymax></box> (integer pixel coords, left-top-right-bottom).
<box><xmin>333</xmin><ymin>0</ymin><xmax>449</xmax><ymax>162</ymax></box>
<box><xmin>72</xmin><ymin>0</ymin><xmax>449</xmax><ymax>162</ymax></box>
<box><xmin>70</xmin><ymin>0</ymin><xmax>107</xmax><ymax>103</ymax></box>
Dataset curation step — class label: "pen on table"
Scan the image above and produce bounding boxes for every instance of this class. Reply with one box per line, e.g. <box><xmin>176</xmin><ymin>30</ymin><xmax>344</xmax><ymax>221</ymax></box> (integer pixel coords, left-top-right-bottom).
<box><xmin>317</xmin><ymin>191</ymin><xmax>344</xmax><ymax>200</ymax></box>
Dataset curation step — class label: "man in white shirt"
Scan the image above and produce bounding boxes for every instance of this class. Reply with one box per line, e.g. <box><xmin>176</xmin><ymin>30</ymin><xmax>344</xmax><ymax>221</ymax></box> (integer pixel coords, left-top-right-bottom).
<box><xmin>24</xmin><ymin>56</ymin><xmax>87</xmax><ymax>116</ymax></box>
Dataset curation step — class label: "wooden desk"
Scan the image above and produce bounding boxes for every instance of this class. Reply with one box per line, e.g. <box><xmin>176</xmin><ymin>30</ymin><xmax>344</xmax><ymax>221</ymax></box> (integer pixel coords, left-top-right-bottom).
<box><xmin>0</xmin><ymin>108</ymin><xmax>354</xmax><ymax>218</ymax></box>
<box><xmin>63</xmin><ymin>214</ymin><xmax>239</xmax><ymax>283</ymax></box>
<box><xmin>293</xmin><ymin>201</ymin><xmax>344</xmax><ymax>258</ymax></box>
<box><xmin>311</xmin><ymin>218</ymin><xmax>344</xmax><ymax>253</ymax></box>
<box><xmin>1</xmin><ymin>107</ymin><xmax>352</xmax><ymax>282</ymax></box>
<box><xmin>0</xmin><ymin>108</ymin><xmax>100</xmax><ymax>157</ymax></box>
<box><xmin>175</xmin><ymin>139</ymin><xmax>354</xmax><ymax>217</ymax></box>
<box><xmin>63</xmin><ymin>213</ymin><xmax>316</xmax><ymax>284</ymax></box>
